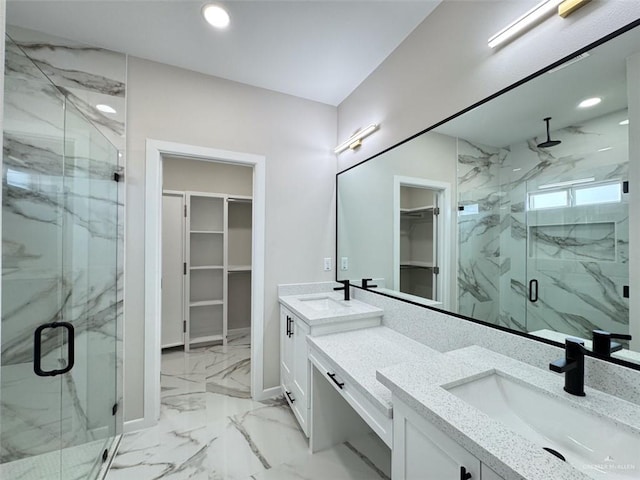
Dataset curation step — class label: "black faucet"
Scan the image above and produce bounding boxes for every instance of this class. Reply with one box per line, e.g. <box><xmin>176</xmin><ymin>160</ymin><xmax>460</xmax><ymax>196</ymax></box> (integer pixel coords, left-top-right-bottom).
<box><xmin>333</xmin><ymin>280</ymin><xmax>350</xmax><ymax>301</ymax></box>
<box><xmin>361</xmin><ymin>278</ymin><xmax>378</xmax><ymax>289</ymax></box>
<box><xmin>549</xmin><ymin>338</ymin><xmax>588</xmax><ymax>396</ymax></box>
<box><xmin>592</xmin><ymin>330</ymin><xmax>632</xmax><ymax>357</ymax></box>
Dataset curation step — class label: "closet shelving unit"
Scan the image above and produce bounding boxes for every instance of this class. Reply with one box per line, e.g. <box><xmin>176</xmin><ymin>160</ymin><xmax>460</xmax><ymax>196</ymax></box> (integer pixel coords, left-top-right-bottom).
<box><xmin>187</xmin><ymin>193</ymin><xmax>227</xmax><ymax>348</ymax></box>
<box><xmin>399</xmin><ymin>204</ymin><xmax>437</xmax><ymax>299</ymax></box>
<box><xmin>162</xmin><ymin>190</ymin><xmax>252</xmax><ymax>351</ymax></box>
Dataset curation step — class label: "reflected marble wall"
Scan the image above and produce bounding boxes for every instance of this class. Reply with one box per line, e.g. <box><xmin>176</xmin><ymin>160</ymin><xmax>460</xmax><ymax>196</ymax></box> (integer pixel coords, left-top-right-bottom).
<box><xmin>1</xmin><ymin>27</ymin><xmax>126</xmax><ymax>465</ymax></box>
<box><xmin>458</xmin><ymin>110</ymin><xmax>629</xmax><ymax>341</ymax></box>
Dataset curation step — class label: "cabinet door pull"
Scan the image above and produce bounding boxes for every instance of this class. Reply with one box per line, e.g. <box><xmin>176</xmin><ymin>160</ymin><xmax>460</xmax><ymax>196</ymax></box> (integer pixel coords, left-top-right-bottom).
<box><xmin>285</xmin><ymin>390</ymin><xmax>295</xmax><ymax>403</ymax></box>
<box><xmin>288</xmin><ymin>317</ymin><xmax>294</xmax><ymax>337</ymax></box>
<box><xmin>460</xmin><ymin>466</ymin><xmax>472</xmax><ymax>479</ymax></box>
<box><xmin>327</xmin><ymin>372</ymin><xmax>345</xmax><ymax>389</ymax></box>
<box><xmin>285</xmin><ymin>315</ymin><xmax>291</xmax><ymax>337</ymax></box>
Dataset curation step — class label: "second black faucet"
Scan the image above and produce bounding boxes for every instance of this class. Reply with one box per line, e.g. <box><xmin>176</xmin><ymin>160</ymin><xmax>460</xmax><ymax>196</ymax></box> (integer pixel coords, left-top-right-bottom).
<box><xmin>334</xmin><ymin>280</ymin><xmax>350</xmax><ymax>301</ymax></box>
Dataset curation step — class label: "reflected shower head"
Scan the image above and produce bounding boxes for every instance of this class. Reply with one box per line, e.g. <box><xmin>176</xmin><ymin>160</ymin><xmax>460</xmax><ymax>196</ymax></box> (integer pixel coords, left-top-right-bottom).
<box><xmin>537</xmin><ymin>117</ymin><xmax>561</xmax><ymax>148</ymax></box>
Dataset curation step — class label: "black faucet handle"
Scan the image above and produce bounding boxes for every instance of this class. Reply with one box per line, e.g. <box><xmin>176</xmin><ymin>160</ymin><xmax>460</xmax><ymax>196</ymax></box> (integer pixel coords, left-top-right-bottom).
<box><xmin>333</xmin><ymin>280</ymin><xmax>348</xmax><ymax>290</ymax></box>
<box><xmin>361</xmin><ymin>278</ymin><xmax>378</xmax><ymax>289</ymax></box>
<box><xmin>592</xmin><ymin>330</ymin><xmax>632</xmax><ymax>356</ymax></box>
<box><xmin>549</xmin><ymin>358</ymin><xmax>571</xmax><ymax>373</ymax></box>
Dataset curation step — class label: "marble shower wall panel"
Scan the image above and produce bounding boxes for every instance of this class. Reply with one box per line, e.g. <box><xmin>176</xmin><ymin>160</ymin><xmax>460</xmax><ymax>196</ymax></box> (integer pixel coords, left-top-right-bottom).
<box><xmin>6</xmin><ymin>25</ymin><xmax>126</xmax><ymax>152</ymax></box>
<box><xmin>457</xmin><ymin>139</ymin><xmax>509</xmax><ymax>326</ymax></box>
<box><xmin>2</xmin><ymin>28</ymin><xmax>126</xmax><ymax>464</ymax></box>
<box><xmin>6</xmin><ymin>24</ymin><xmax>127</xmax><ymax>432</ymax></box>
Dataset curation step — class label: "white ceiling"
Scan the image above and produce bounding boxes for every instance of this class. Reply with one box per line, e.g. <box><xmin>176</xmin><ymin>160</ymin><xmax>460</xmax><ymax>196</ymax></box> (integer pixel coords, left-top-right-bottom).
<box><xmin>6</xmin><ymin>0</ymin><xmax>441</xmax><ymax>106</ymax></box>
<box><xmin>434</xmin><ymin>24</ymin><xmax>639</xmax><ymax>148</ymax></box>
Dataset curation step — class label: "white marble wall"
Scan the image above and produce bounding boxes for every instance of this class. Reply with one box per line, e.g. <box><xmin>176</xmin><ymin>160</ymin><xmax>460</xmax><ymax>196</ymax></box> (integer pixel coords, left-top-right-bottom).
<box><xmin>1</xmin><ymin>27</ymin><xmax>126</xmax><ymax>469</ymax></box>
<box><xmin>457</xmin><ymin>110</ymin><xmax>629</xmax><ymax>341</ymax></box>
<box><xmin>456</xmin><ymin>139</ymin><xmax>509</xmax><ymax>326</ymax></box>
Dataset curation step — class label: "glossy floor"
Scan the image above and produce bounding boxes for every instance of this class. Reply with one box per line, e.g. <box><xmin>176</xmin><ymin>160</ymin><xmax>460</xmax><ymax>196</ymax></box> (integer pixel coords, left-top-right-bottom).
<box><xmin>106</xmin><ymin>334</ymin><xmax>391</xmax><ymax>479</ymax></box>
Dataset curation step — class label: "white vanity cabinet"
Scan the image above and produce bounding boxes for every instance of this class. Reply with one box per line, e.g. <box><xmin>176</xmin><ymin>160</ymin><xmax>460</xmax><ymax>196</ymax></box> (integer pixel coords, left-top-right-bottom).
<box><xmin>279</xmin><ymin>297</ymin><xmax>383</xmax><ymax>438</ymax></box>
<box><xmin>393</xmin><ymin>398</ymin><xmax>505</xmax><ymax>480</ymax></box>
<box><xmin>280</xmin><ymin>307</ymin><xmax>310</xmax><ymax>435</ymax></box>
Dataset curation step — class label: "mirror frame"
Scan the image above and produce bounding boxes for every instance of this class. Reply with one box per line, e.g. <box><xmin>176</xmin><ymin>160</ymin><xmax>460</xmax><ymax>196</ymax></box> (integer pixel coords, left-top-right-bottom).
<box><xmin>335</xmin><ymin>17</ymin><xmax>640</xmax><ymax>372</ymax></box>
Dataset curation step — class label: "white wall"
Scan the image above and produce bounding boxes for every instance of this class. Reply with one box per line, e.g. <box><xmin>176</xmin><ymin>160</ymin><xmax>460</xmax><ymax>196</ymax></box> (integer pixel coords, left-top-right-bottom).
<box><xmin>337</xmin><ymin>0</ymin><xmax>640</xmax><ymax>171</ymax></box>
<box><xmin>337</xmin><ymin>131</ymin><xmax>456</xmax><ymax>291</ymax></box>
<box><xmin>125</xmin><ymin>57</ymin><xmax>337</xmax><ymax>421</ymax></box>
<box><xmin>163</xmin><ymin>156</ymin><xmax>253</xmax><ymax>196</ymax></box>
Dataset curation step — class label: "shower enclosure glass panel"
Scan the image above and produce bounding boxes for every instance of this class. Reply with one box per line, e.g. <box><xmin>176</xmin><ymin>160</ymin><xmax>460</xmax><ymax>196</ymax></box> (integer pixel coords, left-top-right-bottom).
<box><xmin>524</xmin><ymin>172</ymin><xmax>629</xmax><ymax>341</ymax></box>
<box><xmin>1</xmin><ymin>35</ymin><xmax>119</xmax><ymax>480</ymax></box>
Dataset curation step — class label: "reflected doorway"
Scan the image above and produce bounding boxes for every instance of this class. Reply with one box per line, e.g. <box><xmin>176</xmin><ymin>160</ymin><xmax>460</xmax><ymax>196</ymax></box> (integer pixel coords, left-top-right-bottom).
<box><xmin>393</xmin><ymin>176</ymin><xmax>448</xmax><ymax>304</ymax></box>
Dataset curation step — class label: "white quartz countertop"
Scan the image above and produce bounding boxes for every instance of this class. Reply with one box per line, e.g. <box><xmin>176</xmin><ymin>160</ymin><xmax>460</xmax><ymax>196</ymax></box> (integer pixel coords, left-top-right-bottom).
<box><xmin>306</xmin><ymin>326</ymin><xmax>442</xmax><ymax>418</ymax></box>
<box><xmin>279</xmin><ymin>291</ymin><xmax>383</xmax><ymax>326</ymax></box>
<box><xmin>377</xmin><ymin>345</ymin><xmax>640</xmax><ymax>480</ymax></box>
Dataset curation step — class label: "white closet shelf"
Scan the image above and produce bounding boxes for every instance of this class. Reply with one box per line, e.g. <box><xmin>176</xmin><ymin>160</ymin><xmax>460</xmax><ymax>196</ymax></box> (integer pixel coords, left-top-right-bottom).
<box><xmin>190</xmin><ymin>300</ymin><xmax>224</xmax><ymax>307</ymax></box>
<box><xmin>190</xmin><ymin>265</ymin><xmax>224</xmax><ymax>270</ymax></box>
<box><xmin>190</xmin><ymin>334</ymin><xmax>224</xmax><ymax>345</ymax></box>
<box><xmin>228</xmin><ymin>265</ymin><xmax>252</xmax><ymax>272</ymax></box>
<box><xmin>400</xmin><ymin>261</ymin><xmax>434</xmax><ymax>268</ymax></box>
<box><xmin>400</xmin><ymin>205</ymin><xmax>434</xmax><ymax>213</ymax></box>
<box><xmin>190</xmin><ymin>230</ymin><xmax>224</xmax><ymax>234</ymax></box>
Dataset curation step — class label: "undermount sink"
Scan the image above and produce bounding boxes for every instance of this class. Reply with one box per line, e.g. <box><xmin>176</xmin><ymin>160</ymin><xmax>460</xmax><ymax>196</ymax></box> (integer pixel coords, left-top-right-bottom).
<box><xmin>298</xmin><ymin>296</ymin><xmax>350</xmax><ymax>312</ymax></box>
<box><xmin>446</xmin><ymin>372</ymin><xmax>640</xmax><ymax>479</ymax></box>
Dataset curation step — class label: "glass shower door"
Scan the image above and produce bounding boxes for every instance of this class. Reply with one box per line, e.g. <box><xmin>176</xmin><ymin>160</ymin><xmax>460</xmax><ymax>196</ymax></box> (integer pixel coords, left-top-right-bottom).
<box><xmin>1</xmin><ymin>36</ymin><xmax>67</xmax><ymax>479</ymax></box>
<box><xmin>524</xmin><ymin>174</ymin><xmax>629</xmax><ymax>341</ymax></box>
<box><xmin>59</xmin><ymin>102</ymin><xmax>119</xmax><ymax>479</ymax></box>
<box><xmin>1</xmin><ymin>35</ymin><xmax>119</xmax><ymax>479</ymax></box>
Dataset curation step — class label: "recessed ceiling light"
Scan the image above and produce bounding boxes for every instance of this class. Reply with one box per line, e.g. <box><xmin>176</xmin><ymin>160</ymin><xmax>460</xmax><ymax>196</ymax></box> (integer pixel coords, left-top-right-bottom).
<box><xmin>202</xmin><ymin>4</ymin><xmax>230</xmax><ymax>29</ymax></box>
<box><xmin>619</xmin><ymin>119</ymin><xmax>629</xmax><ymax>126</ymax></box>
<box><xmin>578</xmin><ymin>97</ymin><xmax>601</xmax><ymax>108</ymax></box>
<box><xmin>96</xmin><ymin>104</ymin><xmax>116</xmax><ymax>114</ymax></box>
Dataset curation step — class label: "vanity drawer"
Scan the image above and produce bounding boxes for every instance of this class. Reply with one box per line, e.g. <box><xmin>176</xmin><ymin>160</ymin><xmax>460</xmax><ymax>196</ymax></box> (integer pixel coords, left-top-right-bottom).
<box><xmin>309</xmin><ymin>347</ymin><xmax>392</xmax><ymax>447</ymax></box>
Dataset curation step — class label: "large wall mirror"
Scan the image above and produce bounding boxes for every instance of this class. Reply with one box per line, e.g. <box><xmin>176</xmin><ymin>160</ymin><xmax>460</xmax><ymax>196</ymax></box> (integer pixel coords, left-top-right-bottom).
<box><xmin>337</xmin><ymin>20</ymin><xmax>640</xmax><ymax>367</ymax></box>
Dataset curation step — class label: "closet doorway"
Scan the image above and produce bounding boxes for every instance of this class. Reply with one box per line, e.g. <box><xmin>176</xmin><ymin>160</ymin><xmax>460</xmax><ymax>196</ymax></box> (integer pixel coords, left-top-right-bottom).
<box><xmin>161</xmin><ymin>157</ymin><xmax>253</xmax><ymax>351</ymax></box>
<box><xmin>144</xmin><ymin>140</ymin><xmax>266</xmax><ymax>430</ymax></box>
<box><xmin>393</xmin><ymin>176</ymin><xmax>452</xmax><ymax>307</ymax></box>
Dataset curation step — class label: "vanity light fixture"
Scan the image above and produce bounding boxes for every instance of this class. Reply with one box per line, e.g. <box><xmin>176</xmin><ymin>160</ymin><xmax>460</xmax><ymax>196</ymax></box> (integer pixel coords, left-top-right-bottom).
<box><xmin>578</xmin><ymin>97</ymin><xmax>601</xmax><ymax>108</ymax></box>
<box><xmin>558</xmin><ymin>0</ymin><xmax>592</xmax><ymax>18</ymax></box>
<box><xmin>202</xmin><ymin>4</ymin><xmax>230</xmax><ymax>29</ymax></box>
<box><xmin>619</xmin><ymin>119</ymin><xmax>629</xmax><ymax>126</ymax></box>
<box><xmin>488</xmin><ymin>0</ymin><xmax>562</xmax><ymax>49</ymax></box>
<box><xmin>334</xmin><ymin>124</ymin><xmax>379</xmax><ymax>154</ymax></box>
<box><xmin>96</xmin><ymin>104</ymin><xmax>116</xmax><ymax>114</ymax></box>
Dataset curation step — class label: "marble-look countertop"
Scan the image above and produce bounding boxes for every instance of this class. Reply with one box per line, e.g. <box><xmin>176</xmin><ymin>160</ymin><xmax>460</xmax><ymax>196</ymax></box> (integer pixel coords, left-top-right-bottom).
<box><xmin>279</xmin><ymin>292</ymin><xmax>383</xmax><ymax>326</ymax></box>
<box><xmin>307</xmin><ymin>327</ymin><xmax>443</xmax><ymax>418</ymax></box>
<box><xmin>378</xmin><ymin>345</ymin><xmax>640</xmax><ymax>480</ymax></box>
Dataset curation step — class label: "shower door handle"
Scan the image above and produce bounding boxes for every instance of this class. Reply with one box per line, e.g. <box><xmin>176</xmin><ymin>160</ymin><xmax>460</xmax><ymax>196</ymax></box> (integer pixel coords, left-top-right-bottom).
<box><xmin>34</xmin><ymin>322</ymin><xmax>75</xmax><ymax>377</ymax></box>
<box><xmin>529</xmin><ymin>279</ymin><xmax>539</xmax><ymax>303</ymax></box>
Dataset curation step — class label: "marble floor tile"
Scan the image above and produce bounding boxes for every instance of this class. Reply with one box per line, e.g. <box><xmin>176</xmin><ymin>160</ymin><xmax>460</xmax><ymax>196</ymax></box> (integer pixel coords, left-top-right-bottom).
<box><xmin>107</xmin><ymin>337</ymin><xmax>391</xmax><ymax>480</ymax></box>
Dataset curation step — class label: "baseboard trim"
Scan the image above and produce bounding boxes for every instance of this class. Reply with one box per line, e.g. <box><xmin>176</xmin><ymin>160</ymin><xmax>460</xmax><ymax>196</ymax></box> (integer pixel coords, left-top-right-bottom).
<box><xmin>123</xmin><ymin>417</ymin><xmax>153</xmax><ymax>434</ymax></box>
<box><xmin>254</xmin><ymin>385</ymin><xmax>281</xmax><ymax>402</ymax></box>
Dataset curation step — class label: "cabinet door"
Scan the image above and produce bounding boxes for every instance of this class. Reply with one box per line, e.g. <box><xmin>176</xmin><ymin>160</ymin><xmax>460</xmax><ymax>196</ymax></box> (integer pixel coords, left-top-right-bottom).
<box><xmin>481</xmin><ymin>464</ymin><xmax>505</xmax><ymax>480</ymax></box>
<box><xmin>161</xmin><ymin>193</ymin><xmax>185</xmax><ymax>348</ymax></box>
<box><xmin>292</xmin><ymin>317</ymin><xmax>310</xmax><ymax>405</ymax></box>
<box><xmin>280</xmin><ymin>307</ymin><xmax>294</xmax><ymax>387</ymax></box>
<box><xmin>394</xmin><ymin>401</ymin><xmax>481</xmax><ymax>480</ymax></box>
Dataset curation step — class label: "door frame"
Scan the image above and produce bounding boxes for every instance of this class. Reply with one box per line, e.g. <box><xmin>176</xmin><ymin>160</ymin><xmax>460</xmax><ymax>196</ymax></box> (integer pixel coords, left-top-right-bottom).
<box><xmin>143</xmin><ymin>139</ymin><xmax>266</xmax><ymax>429</ymax></box>
<box><xmin>393</xmin><ymin>175</ymin><xmax>452</xmax><ymax>309</ymax></box>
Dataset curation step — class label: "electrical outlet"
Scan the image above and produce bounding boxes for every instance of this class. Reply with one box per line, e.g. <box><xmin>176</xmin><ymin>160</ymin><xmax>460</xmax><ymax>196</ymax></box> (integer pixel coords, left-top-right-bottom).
<box><xmin>341</xmin><ymin>257</ymin><xmax>348</xmax><ymax>271</ymax></box>
<box><xmin>323</xmin><ymin>257</ymin><xmax>332</xmax><ymax>271</ymax></box>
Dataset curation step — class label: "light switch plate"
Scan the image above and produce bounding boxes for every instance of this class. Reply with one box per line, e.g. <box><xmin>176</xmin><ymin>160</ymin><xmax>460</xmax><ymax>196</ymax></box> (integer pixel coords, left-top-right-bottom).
<box><xmin>341</xmin><ymin>257</ymin><xmax>348</xmax><ymax>271</ymax></box>
<box><xmin>323</xmin><ymin>257</ymin><xmax>332</xmax><ymax>271</ymax></box>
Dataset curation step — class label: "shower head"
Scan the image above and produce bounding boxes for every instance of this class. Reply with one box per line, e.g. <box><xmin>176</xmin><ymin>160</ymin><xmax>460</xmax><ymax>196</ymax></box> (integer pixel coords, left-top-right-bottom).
<box><xmin>537</xmin><ymin>117</ymin><xmax>562</xmax><ymax>148</ymax></box>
